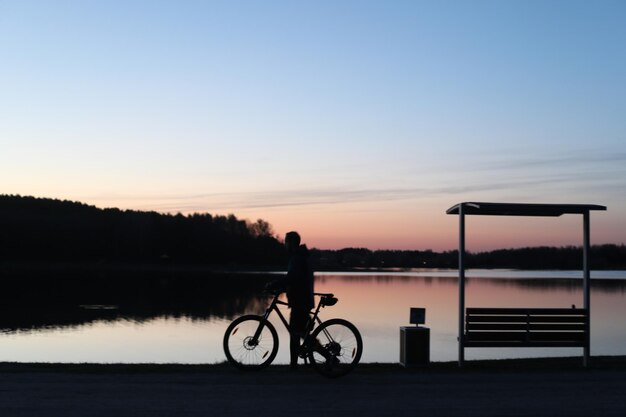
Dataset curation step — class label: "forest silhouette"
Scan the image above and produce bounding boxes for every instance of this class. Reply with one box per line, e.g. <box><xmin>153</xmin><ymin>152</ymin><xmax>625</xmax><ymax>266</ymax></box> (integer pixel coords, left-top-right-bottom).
<box><xmin>310</xmin><ymin>245</ymin><xmax>626</xmax><ymax>270</ymax></box>
<box><xmin>0</xmin><ymin>194</ymin><xmax>285</xmax><ymax>267</ymax></box>
<box><xmin>1</xmin><ymin>194</ymin><xmax>625</xmax><ymax>270</ymax></box>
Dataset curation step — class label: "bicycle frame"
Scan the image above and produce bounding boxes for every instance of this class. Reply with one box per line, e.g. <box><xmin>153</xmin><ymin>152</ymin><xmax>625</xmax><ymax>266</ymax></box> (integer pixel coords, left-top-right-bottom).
<box><xmin>223</xmin><ymin>291</ymin><xmax>362</xmax><ymax>377</ymax></box>
<box><xmin>251</xmin><ymin>293</ymin><xmax>327</xmax><ymax>347</ymax></box>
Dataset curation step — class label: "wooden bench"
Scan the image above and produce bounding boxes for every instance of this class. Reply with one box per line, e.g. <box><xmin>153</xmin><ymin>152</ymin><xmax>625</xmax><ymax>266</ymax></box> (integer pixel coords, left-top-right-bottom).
<box><xmin>465</xmin><ymin>308</ymin><xmax>588</xmax><ymax>348</ymax></box>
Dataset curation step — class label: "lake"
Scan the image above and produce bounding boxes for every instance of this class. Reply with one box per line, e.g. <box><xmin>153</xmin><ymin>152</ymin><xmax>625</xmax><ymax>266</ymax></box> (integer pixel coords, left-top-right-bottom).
<box><xmin>1</xmin><ymin>270</ymin><xmax>625</xmax><ymax>364</ymax></box>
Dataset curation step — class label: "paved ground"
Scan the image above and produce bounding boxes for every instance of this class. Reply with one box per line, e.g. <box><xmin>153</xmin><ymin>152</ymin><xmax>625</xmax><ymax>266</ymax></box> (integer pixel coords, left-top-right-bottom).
<box><xmin>1</xmin><ymin>361</ymin><xmax>625</xmax><ymax>417</ymax></box>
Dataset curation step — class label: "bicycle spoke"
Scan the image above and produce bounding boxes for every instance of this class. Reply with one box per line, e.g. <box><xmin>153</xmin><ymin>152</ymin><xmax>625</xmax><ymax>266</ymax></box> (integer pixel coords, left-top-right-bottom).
<box><xmin>223</xmin><ymin>315</ymin><xmax>279</xmax><ymax>370</ymax></box>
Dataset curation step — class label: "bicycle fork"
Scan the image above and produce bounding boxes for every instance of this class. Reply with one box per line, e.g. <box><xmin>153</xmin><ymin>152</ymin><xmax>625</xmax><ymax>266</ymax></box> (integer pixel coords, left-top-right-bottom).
<box><xmin>247</xmin><ymin>301</ymin><xmax>276</xmax><ymax>357</ymax></box>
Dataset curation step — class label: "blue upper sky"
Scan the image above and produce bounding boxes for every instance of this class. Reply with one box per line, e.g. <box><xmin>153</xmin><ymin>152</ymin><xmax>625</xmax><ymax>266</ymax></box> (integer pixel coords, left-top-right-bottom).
<box><xmin>1</xmin><ymin>1</ymin><xmax>625</xmax><ymax>250</ymax></box>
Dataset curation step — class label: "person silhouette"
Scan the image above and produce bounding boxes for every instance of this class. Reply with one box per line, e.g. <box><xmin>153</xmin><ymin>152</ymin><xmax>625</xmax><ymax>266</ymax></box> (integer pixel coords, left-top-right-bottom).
<box><xmin>268</xmin><ymin>231</ymin><xmax>314</xmax><ymax>369</ymax></box>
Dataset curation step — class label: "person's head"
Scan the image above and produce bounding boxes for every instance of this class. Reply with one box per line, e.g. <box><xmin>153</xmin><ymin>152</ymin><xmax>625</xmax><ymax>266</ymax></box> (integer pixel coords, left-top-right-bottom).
<box><xmin>285</xmin><ymin>231</ymin><xmax>301</xmax><ymax>253</ymax></box>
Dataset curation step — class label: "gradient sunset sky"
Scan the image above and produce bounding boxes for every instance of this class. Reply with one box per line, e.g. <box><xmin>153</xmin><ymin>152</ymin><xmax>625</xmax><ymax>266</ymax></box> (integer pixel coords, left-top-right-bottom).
<box><xmin>1</xmin><ymin>1</ymin><xmax>625</xmax><ymax>251</ymax></box>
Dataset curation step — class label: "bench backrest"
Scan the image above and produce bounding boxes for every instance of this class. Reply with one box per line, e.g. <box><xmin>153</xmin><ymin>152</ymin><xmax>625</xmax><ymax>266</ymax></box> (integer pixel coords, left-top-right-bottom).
<box><xmin>465</xmin><ymin>308</ymin><xmax>588</xmax><ymax>347</ymax></box>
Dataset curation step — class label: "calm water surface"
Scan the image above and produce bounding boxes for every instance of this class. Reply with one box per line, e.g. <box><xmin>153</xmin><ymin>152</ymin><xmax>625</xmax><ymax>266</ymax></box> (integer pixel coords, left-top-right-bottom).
<box><xmin>1</xmin><ymin>270</ymin><xmax>625</xmax><ymax>363</ymax></box>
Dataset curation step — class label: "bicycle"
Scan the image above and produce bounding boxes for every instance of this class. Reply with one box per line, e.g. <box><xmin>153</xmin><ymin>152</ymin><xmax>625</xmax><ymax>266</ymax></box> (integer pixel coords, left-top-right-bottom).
<box><xmin>223</xmin><ymin>290</ymin><xmax>363</xmax><ymax>378</ymax></box>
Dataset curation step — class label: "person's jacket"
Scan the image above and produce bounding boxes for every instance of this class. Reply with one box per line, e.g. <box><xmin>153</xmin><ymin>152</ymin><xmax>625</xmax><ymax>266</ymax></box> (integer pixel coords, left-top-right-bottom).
<box><xmin>285</xmin><ymin>244</ymin><xmax>314</xmax><ymax>311</ymax></box>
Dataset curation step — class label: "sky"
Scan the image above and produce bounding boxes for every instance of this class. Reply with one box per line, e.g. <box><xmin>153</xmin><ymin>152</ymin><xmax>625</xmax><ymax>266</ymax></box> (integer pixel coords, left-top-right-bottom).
<box><xmin>1</xmin><ymin>0</ymin><xmax>625</xmax><ymax>251</ymax></box>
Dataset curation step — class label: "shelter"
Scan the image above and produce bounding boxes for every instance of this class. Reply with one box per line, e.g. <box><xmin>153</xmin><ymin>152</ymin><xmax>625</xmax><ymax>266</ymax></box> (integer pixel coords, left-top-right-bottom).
<box><xmin>446</xmin><ymin>202</ymin><xmax>607</xmax><ymax>366</ymax></box>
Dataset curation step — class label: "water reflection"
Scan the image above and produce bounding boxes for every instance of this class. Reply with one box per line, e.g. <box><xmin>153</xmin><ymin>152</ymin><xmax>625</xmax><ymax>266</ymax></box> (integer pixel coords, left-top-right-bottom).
<box><xmin>1</xmin><ymin>270</ymin><xmax>626</xmax><ymax>363</ymax></box>
<box><xmin>0</xmin><ymin>270</ymin><xmax>270</xmax><ymax>333</ymax></box>
<box><xmin>318</xmin><ymin>274</ymin><xmax>626</xmax><ymax>293</ymax></box>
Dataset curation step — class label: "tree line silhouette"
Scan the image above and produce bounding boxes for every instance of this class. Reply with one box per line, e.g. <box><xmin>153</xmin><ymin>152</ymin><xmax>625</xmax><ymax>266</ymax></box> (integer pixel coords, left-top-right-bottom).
<box><xmin>309</xmin><ymin>245</ymin><xmax>626</xmax><ymax>270</ymax></box>
<box><xmin>1</xmin><ymin>194</ymin><xmax>624</xmax><ymax>270</ymax></box>
<box><xmin>0</xmin><ymin>194</ymin><xmax>285</xmax><ymax>266</ymax></box>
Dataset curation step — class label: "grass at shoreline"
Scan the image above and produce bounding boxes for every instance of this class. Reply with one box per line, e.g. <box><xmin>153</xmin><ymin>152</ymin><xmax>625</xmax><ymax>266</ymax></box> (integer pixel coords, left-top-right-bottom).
<box><xmin>2</xmin><ymin>356</ymin><xmax>626</xmax><ymax>374</ymax></box>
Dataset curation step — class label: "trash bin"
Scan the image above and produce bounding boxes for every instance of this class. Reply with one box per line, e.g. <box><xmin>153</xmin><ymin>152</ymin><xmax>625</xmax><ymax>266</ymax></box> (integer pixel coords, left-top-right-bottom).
<box><xmin>400</xmin><ymin>326</ymin><xmax>430</xmax><ymax>366</ymax></box>
<box><xmin>399</xmin><ymin>307</ymin><xmax>430</xmax><ymax>367</ymax></box>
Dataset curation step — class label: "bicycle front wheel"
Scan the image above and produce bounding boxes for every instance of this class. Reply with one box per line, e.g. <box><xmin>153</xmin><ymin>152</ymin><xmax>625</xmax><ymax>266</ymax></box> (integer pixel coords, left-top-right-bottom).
<box><xmin>307</xmin><ymin>318</ymin><xmax>363</xmax><ymax>378</ymax></box>
<box><xmin>223</xmin><ymin>315</ymin><xmax>279</xmax><ymax>370</ymax></box>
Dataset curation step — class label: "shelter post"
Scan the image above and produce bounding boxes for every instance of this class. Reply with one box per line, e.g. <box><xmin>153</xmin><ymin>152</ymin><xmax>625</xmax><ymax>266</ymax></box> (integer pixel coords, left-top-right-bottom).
<box><xmin>458</xmin><ymin>203</ymin><xmax>465</xmax><ymax>366</ymax></box>
<box><xmin>583</xmin><ymin>211</ymin><xmax>591</xmax><ymax>367</ymax></box>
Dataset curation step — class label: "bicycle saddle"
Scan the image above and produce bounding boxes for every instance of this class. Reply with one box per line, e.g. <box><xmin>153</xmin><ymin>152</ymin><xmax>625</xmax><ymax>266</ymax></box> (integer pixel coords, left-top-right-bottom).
<box><xmin>320</xmin><ymin>295</ymin><xmax>338</xmax><ymax>306</ymax></box>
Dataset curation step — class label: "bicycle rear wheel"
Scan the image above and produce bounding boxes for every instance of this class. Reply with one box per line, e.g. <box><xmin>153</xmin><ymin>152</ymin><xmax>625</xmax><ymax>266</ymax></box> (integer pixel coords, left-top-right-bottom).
<box><xmin>307</xmin><ymin>318</ymin><xmax>362</xmax><ymax>378</ymax></box>
<box><xmin>223</xmin><ymin>315</ymin><xmax>279</xmax><ymax>370</ymax></box>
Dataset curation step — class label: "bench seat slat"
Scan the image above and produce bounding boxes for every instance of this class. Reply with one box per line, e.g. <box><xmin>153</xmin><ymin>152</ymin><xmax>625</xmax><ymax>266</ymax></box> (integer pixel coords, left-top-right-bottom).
<box><xmin>467</xmin><ymin>315</ymin><xmax>587</xmax><ymax>324</ymax></box>
<box><xmin>467</xmin><ymin>308</ymin><xmax>587</xmax><ymax>315</ymax></box>
<box><xmin>466</xmin><ymin>331</ymin><xmax>585</xmax><ymax>342</ymax></box>
<box><xmin>464</xmin><ymin>341</ymin><xmax>586</xmax><ymax>348</ymax></box>
<box><xmin>467</xmin><ymin>323</ymin><xmax>586</xmax><ymax>331</ymax></box>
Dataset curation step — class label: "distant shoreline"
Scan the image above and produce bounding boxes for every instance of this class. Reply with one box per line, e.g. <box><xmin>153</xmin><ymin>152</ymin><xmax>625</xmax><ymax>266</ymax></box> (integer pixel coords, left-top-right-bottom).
<box><xmin>2</xmin><ymin>260</ymin><xmax>626</xmax><ymax>275</ymax></box>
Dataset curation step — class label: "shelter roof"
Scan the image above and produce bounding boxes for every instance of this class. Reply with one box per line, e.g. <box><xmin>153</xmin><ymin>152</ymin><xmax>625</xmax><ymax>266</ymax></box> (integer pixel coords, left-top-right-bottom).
<box><xmin>446</xmin><ymin>202</ymin><xmax>607</xmax><ymax>217</ymax></box>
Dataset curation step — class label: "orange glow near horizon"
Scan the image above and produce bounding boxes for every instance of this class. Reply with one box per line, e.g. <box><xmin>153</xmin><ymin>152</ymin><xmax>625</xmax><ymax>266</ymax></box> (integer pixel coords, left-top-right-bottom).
<box><xmin>254</xmin><ymin>207</ymin><xmax>614</xmax><ymax>252</ymax></box>
<box><xmin>38</xmin><ymin>193</ymin><xmax>620</xmax><ymax>252</ymax></box>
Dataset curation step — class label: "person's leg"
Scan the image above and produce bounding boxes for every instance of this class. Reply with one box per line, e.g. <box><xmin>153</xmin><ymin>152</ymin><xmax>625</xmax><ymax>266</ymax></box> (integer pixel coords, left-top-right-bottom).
<box><xmin>289</xmin><ymin>309</ymin><xmax>308</xmax><ymax>369</ymax></box>
<box><xmin>289</xmin><ymin>332</ymin><xmax>300</xmax><ymax>369</ymax></box>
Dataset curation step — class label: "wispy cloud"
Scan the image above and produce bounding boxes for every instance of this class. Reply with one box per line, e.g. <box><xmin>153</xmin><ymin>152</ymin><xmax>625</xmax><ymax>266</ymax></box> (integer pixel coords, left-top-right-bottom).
<box><xmin>84</xmin><ymin>176</ymin><xmax>603</xmax><ymax>213</ymax></box>
<box><xmin>481</xmin><ymin>149</ymin><xmax>626</xmax><ymax>172</ymax></box>
<box><xmin>81</xmin><ymin>148</ymin><xmax>626</xmax><ymax>214</ymax></box>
